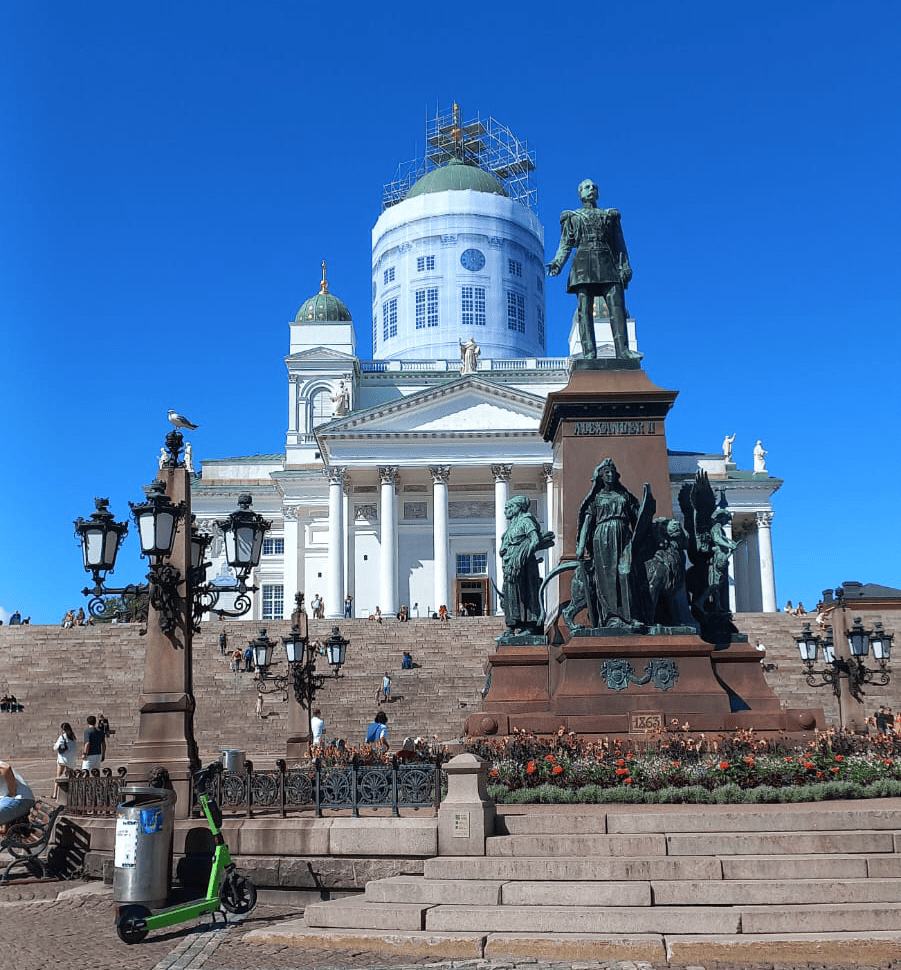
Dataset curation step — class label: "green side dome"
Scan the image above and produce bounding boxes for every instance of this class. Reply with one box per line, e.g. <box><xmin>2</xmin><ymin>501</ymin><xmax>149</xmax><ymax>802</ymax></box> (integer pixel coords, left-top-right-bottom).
<box><xmin>406</xmin><ymin>159</ymin><xmax>508</xmax><ymax>200</ymax></box>
<box><xmin>295</xmin><ymin>265</ymin><xmax>352</xmax><ymax>323</ymax></box>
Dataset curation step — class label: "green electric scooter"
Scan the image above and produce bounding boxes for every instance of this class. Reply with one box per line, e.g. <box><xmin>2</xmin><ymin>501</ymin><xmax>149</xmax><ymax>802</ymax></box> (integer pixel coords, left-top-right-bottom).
<box><xmin>115</xmin><ymin>772</ymin><xmax>257</xmax><ymax>944</ymax></box>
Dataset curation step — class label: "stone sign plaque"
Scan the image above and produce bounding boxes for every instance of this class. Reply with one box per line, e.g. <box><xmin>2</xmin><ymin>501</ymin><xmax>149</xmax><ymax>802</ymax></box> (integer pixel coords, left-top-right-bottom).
<box><xmin>452</xmin><ymin>811</ymin><xmax>471</xmax><ymax>838</ymax></box>
<box><xmin>629</xmin><ymin>711</ymin><xmax>663</xmax><ymax>734</ymax></box>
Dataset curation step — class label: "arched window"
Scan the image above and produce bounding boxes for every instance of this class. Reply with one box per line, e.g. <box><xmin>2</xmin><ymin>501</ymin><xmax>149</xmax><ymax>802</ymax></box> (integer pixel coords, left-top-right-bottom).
<box><xmin>311</xmin><ymin>388</ymin><xmax>335</xmax><ymax>427</ymax></box>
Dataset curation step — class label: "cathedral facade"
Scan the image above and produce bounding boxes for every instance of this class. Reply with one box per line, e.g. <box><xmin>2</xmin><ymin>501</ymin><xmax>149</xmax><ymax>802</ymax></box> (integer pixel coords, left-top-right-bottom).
<box><xmin>192</xmin><ymin>107</ymin><xmax>781</xmax><ymax>622</ymax></box>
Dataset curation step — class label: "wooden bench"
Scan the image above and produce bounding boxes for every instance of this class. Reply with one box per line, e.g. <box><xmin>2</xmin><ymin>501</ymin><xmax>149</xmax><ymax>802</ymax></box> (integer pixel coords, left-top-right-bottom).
<box><xmin>0</xmin><ymin>801</ymin><xmax>65</xmax><ymax>881</ymax></box>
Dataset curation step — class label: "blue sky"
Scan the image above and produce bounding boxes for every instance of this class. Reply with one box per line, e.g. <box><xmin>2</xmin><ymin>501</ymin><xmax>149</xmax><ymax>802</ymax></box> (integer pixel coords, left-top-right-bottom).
<box><xmin>2</xmin><ymin>1</ymin><xmax>900</xmax><ymax>624</ymax></box>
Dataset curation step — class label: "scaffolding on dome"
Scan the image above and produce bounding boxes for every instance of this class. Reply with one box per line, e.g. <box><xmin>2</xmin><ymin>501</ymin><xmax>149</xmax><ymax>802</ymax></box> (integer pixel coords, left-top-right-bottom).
<box><xmin>382</xmin><ymin>103</ymin><xmax>537</xmax><ymax>213</ymax></box>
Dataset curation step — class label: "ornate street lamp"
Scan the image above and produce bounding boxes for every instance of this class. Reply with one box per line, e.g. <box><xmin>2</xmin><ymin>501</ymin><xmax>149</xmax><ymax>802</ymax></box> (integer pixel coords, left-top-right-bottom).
<box><xmin>218</xmin><ymin>494</ymin><xmax>268</xmax><ymax>582</ymax></box>
<box><xmin>252</xmin><ymin>594</ymin><xmax>348</xmax><ymax>751</ymax></box>
<box><xmin>796</xmin><ymin>617</ymin><xmax>891</xmax><ymax>702</ymax></box>
<box><xmin>74</xmin><ymin>497</ymin><xmax>129</xmax><ymax>582</ymax></box>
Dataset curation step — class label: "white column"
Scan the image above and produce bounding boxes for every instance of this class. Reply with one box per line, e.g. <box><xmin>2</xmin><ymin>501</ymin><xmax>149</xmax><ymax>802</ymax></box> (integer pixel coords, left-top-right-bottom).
<box><xmin>378</xmin><ymin>466</ymin><xmax>399</xmax><ymax>616</ymax></box>
<box><xmin>724</xmin><ymin>516</ymin><xmax>737</xmax><ymax>613</ymax></box>
<box><xmin>747</xmin><ymin>526</ymin><xmax>762</xmax><ymax>612</ymax></box>
<box><xmin>325</xmin><ymin>467</ymin><xmax>345</xmax><ymax>619</ymax></box>
<box><xmin>542</xmin><ymin>464</ymin><xmax>556</xmax><ymax>568</ymax></box>
<box><xmin>342</xmin><ymin>475</ymin><xmax>351</xmax><ymax>604</ymax></box>
<box><xmin>493</xmin><ymin>464</ymin><xmax>512</xmax><ymax>615</ymax></box>
<box><xmin>431</xmin><ymin>465</ymin><xmax>450</xmax><ymax>614</ymax></box>
<box><xmin>756</xmin><ymin>510</ymin><xmax>777</xmax><ymax>613</ymax></box>
<box><xmin>283</xmin><ymin>508</ymin><xmax>300</xmax><ymax>606</ymax></box>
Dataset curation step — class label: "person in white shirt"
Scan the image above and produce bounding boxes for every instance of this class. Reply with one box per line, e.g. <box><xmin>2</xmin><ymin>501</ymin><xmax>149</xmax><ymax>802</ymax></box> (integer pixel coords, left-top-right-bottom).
<box><xmin>310</xmin><ymin>709</ymin><xmax>325</xmax><ymax>748</ymax></box>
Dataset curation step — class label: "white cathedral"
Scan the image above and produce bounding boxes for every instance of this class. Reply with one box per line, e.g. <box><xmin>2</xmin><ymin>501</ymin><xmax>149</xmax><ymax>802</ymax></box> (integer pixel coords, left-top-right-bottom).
<box><xmin>192</xmin><ymin>106</ymin><xmax>780</xmax><ymax>623</ymax></box>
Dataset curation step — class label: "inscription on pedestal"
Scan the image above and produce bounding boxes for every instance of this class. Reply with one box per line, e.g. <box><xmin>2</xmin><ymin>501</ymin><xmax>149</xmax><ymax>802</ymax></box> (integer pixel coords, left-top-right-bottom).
<box><xmin>630</xmin><ymin>712</ymin><xmax>663</xmax><ymax>733</ymax></box>
<box><xmin>573</xmin><ymin>420</ymin><xmax>656</xmax><ymax>436</ymax></box>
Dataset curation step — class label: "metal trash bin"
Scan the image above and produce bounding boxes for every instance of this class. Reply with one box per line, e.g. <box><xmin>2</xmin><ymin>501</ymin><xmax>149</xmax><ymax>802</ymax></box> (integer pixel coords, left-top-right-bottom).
<box><xmin>221</xmin><ymin>749</ymin><xmax>246</xmax><ymax>774</ymax></box>
<box><xmin>113</xmin><ymin>784</ymin><xmax>176</xmax><ymax>909</ymax></box>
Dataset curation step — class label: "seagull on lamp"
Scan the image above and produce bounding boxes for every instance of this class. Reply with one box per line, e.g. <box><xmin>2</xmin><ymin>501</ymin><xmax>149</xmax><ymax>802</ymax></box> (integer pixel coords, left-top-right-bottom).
<box><xmin>168</xmin><ymin>409</ymin><xmax>199</xmax><ymax>431</ymax></box>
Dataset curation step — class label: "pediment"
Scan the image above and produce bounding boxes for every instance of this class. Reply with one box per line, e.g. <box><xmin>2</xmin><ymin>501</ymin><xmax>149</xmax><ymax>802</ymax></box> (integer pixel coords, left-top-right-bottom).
<box><xmin>318</xmin><ymin>376</ymin><xmax>547</xmax><ymax>437</ymax></box>
<box><xmin>285</xmin><ymin>347</ymin><xmax>356</xmax><ymax>364</ymax></box>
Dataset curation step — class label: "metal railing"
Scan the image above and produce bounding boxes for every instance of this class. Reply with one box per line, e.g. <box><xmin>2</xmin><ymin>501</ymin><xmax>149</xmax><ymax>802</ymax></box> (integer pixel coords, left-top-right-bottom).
<box><xmin>65</xmin><ymin>767</ymin><xmax>128</xmax><ymax>817</ymax></box>
<box><xmin>62</xmin><ymin>759</ymin><xmax>444</xmax><ymax>818</ymax></box>
<box><xmin>195</xmin><ymin>757</ymin><xmax>444</xmax><ymax>818</ymax></box>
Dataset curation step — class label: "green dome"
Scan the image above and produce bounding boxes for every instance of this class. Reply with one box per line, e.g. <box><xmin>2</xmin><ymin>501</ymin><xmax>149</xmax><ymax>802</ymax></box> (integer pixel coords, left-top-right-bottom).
<box><xmin>295</xmin><ymin>269</ymin><xmax>352</xmax><ymax>323</ymax></box>
<box><xmin>406</xmin><ymin>159</ymin><xmax>508</xmax><ymax>200</ymax></box>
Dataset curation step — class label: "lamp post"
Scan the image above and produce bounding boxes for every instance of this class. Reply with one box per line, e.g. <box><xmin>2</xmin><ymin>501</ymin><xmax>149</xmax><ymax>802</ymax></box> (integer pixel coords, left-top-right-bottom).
<box><xmin>73</xmin><ymin>428</ymin><xmax>270</xmax><ymax>815</ymax></box>
<box><xmin>252</xmin><ymin>593</ymin><xmax>348</xmax><ymax>760</ymax></box>
<box><xmin>796</xmin><ymin>610</ymin><xmax>893</xmax><ymax>728</ymax></box>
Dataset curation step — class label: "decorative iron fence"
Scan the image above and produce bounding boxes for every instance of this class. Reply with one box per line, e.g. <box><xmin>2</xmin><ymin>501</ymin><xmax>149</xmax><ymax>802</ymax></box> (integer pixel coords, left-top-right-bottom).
<box><xmin>195</xmin><ymin>756</ymin><xmax>444</xmax><ymax>818</ymax></box>
<box><xmin>65</xmin><ymin>766</ymin><xmax>129</xmax><ymax>817</ymax></box>
<box><xmin>63</xmin><ymin>758</ymin><xmax>444</xmax><ymax>818</ymax></box>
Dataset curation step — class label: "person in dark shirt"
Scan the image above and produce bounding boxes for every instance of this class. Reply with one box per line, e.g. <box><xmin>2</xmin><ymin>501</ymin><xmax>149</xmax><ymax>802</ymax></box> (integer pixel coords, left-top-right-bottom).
<box><xmin>82</xmin><ymin>715</ymin><xmax>106</xmax><ymax>770</ymax></box>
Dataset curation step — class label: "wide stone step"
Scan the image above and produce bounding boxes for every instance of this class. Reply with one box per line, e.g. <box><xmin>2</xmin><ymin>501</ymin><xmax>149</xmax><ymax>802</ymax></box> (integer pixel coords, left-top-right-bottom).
<box><xmin>653</xmin><ymin>877</ymin><xmax>901</xmax><ymax>906</ymax></box>
<box><xmin>721</xmin><ymin>853</ymin><xmax>870</xmax><ymax>880</ymax></box>
<box><xmin>304</xmin><ymin>895</ymin><xmax>428</xmax><ymax>930</ymax></box>
<box><xmin>667</xmin><ymin>830</ymin><xmax>896</xmax><ymax>856</ymax></box>
<box><xmin>497</xmin><ymin>806</ymin><xmax>901</xmax><ymax>837</ymax></box>
<box><xmin>487</xmin><ymin>833</ymin><xmax>665</xmax><ymax>857</ymax></box>
<box><xmin>364</xmin><ymin>877</ymin><xmax>505</xmax><ymax>905</ymax></box>
<box><xmin>740</xmin><ymin>901</ymin><xmax>901</xmax><ymax>934</ymax></box>
<box><xmin>424</xmin><ymin>903</ymin><xmax>741</xmax><ymax>935</ymax></box>
<box><xmin>425</xmin><ymin>854</ymin><xmax>722</xmax><ymax>882</ymax></box>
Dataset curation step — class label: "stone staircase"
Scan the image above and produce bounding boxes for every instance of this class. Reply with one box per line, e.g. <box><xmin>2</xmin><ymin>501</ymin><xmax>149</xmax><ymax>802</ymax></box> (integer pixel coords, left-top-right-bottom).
<box><xmin>279</xmin><ymin>800</ymin><xmax>901</xmax><ymax>964</ymax></box>
<box><xmin>2</xmin><ymin>606</ymin><xmax>896</xmax><ymax>762</ymax></box>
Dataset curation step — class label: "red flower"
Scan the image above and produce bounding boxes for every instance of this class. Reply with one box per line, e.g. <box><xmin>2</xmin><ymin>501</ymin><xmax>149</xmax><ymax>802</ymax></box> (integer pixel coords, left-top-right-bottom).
<box><xmin>526</xmin><ymin>760</ymin><xmax>536</xmax><ymax>774</ymax></box>
<box><xmin>834</xmin><ymin>755</ymin><xmax>844</xmax><ymax>762</ymax></box>
<box><xmin>545</xmin><ymin>754</ymin><xmax>556</xmax><ymax>763</ymax></box>
<box><xmin>831</xmin><ymin>767</ymin><xmax>840</xmax><ymax>773</ymax></box>
<box><xmin>552</xmin><ymin>765</ymin><xmax>563</xmax><ymax>775</ymax></box>
<box><xmin>615</xmin><ymin>767</ymin><xmax>630</xmax><ymax>775</ymax></box>
<box><xmin>489</xmin><ymin>769</ymin><xmax>498</xmax><ymax>777</ymax></box>
<box><xmin>615</xmin><ymin>758</ymin><xmax>625</xmax><ymax>766</ymax></box>
<box><xmin>719</xmin><ymin>761</ymin><xmax>730</xmax><ymax>770</ymax></box>
<box><xmin>623</xmin><ymin>777</ymin><xmax>633</xmax><ymax>784</ymax></box>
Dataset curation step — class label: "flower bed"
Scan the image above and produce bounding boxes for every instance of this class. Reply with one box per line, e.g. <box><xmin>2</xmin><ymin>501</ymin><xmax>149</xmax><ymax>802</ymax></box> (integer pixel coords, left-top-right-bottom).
<box><xmin>463</xmin><ymin>727</ymin><xmax>901</xmax><ymax>804</ymax></box>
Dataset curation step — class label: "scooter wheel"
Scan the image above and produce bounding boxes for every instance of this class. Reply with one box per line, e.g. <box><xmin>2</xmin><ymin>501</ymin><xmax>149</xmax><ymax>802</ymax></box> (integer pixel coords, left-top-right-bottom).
<box><xmin>116</xmin><ymin>904</ymin><xmax>151</xmax><ymax>944</ymax></box>
<box><xmin>219</xmin><ymin>872</ymin><xmax>257</xmax><ymax>914</ymax></box>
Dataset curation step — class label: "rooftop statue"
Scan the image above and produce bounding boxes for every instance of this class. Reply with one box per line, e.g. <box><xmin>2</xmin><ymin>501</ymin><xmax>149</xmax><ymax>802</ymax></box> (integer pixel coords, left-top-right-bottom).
<box><xmin>547</xmin><ymin>179</ymin><xmax>638</xmax><ymax>361</ymax></box>
<box><xmin>459</xmin><ymin>336</ymin><xmax>480</xmax><ymax>374</ymax></box>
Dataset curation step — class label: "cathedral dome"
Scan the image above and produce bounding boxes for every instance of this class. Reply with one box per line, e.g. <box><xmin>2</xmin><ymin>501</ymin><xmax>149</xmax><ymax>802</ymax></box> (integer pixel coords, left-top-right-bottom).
<box><xmin>295</xmin><ymin>265</ymin><xmax>352</xmax><ymax>323</ymax></box>
<box><xmin>405</xmin><ymin>159</ymin><xmax>508</xmax><ymax>201</ymax></box>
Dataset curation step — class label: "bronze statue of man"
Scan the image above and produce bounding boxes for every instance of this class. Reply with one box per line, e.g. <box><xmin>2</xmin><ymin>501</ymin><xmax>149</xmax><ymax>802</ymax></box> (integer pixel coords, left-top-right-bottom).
<box><xmin>547</xmin><ymin>179</ymin><xmax>638</xmax><ymax>361</ymax></box>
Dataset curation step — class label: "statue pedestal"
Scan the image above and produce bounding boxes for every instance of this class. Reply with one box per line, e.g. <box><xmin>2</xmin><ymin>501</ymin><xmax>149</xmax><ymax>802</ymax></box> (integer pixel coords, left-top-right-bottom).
<box><xmin>466</xmin><ymin>633</ymin><xmax>824</xmax><ymax>738</ymax></box>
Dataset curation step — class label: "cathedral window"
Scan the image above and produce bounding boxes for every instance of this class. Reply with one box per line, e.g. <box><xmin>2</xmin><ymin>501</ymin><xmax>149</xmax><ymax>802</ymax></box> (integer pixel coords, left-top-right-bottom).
<box><xmin>461</xmin><ymin>286</ymin><xmax>486</xmax><ymax>327</ymax></box>
<box><xmin>383</xmin><ymin>297</ymin><xmax>398</xmax><ymax>340</ymax></box>
<box><xmin>507</xmin><ymin>292</ymin><xmax>525</xmax><ymax>333</ymax></box>
<box><xmin>311</xmin><ymin>388</ymin><xmax>335</xmax><ymax>426</ymax></box>
<box><xmin>536</xmin><ymin>274</ymin><xmax>543</xmax><ymax>293</ymax></box>
<box><xmin>262</xmin><ymin>584</ymin><xmax>284</xmax><ymax>620</ymax></box>
<box><xmin>508</xmin><ymin>258</ymin><xmax>522</xmax><ymax>277</ymax></box>
<box><xmin>537</xmin><ymin>305</ymin><xmax>545</xmax><ymax>347</ymax></box>
<box><xmin>457</xmin><ymin>553</ymin><xmax>487</xmax><ymax>575</ymax></box>
<box><xmin>415</xmin><ymin>287</ymin><xmax>439</xmax><ymax>329</ymax></box>
<box><xmin>262</xmin><ymin>537</ymin><xmax>284</xmax><ymax>555</ymax></box>
<box><xmin>383</xmin><ymin>266</ymin><xmax>395</xmax><ymax>285</ymax></box>
<box><xmin>416</xmin><ymin>255</ymin><xmax>435</xmax><ymax>272</ymax></box>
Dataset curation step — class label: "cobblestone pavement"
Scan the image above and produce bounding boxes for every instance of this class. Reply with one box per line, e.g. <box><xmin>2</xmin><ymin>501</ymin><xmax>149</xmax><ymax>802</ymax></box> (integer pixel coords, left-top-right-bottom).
<box><xmin>1</xmin><ymin>878</ymin><xmax>900</xmax><ymax>970</ymax></box>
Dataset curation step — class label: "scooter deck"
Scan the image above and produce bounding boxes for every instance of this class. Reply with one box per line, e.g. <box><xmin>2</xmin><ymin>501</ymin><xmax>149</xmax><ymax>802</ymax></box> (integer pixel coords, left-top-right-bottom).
<box><xmin>141</xmin><ymin>896</ymin><xmax>222</xmax><ymax>930</ymax></box>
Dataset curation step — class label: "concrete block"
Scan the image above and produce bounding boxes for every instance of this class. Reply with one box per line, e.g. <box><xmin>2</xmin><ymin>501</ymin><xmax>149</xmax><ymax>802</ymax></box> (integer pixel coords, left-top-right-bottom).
<box><xmin>484</xmin><ymin>932</ymin><xmax>666</xmax><ymax>963</ymax></box>
<box><xmin>720</xmin><ymin>853</ymin><xmax>867</xmax><ymax>880</ymax></box>
<box><xmin>868</xmin><ymin>855</ymin><xmax>901</xmax><ymax>877</ymax></box>
<box><xmin>487</xmin><ymin>833</ymin><xmax>666</xmax><ymax>857</ymax></box>
<box><xmin>608</xmin><ymin>805</ymin><xmax>901</xmax><ymax>834</ymax></box>
<box><xmin>243</xmin><ymin>921</ymin><xmax>487</xmax><ymax>959</ymax></box>
<box><xmin>501</xmin><ymin>880</ymin><xmax>650</xmax><ymax>906</ymax></box>
<box><xmin>741</xmin><ymin>902</ymin><xmax>901</xmax><ymax>934</ymax></box>
<box><xmin>425</xmin><ymin>904</ymin><xmax>741</xmax><ymax>935</ymax></box>
<box><xmin>328</xmin><ymin>817</ymin><xmax>437</xmax><ymax>856</ymax></box>
<box><xmin>278</xmin><ymin>856</ymin><xmax>425</xmax><ymax>891</ymax></box>
<box><xmin>667</xmin><ymin>830</ymin><xmax>894</xmax><ymax>856</ymax></box>
<box><xmin>303</xmin><ymin>895</ymin><xmax>430</xmax><ymax>930</ymax></box>
<box><xmin>365</xmin><ymin>876</ymin><xmax>503</xmax><ymax>905</ymax></box>
<box><xmin>665</xmin><ymin>932</ymin><xmax>901</xmax><ymax>967</ymax></box>
<box><xmin>227</xmin><ymin>818</ymin><xmax>330</xmax><ymax>856</ymax></box>
<box><xmin>653</xmin><ymin>877</ymin><xmax>901</xmax><ymax>906</ymax></box>
<box><xmin>495</xmin><ymin>813</ymin><xmax>609</xmax><ymax>835</ymax></box>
